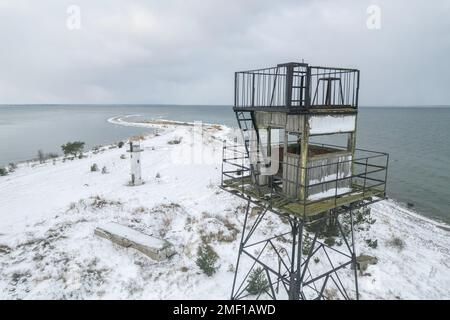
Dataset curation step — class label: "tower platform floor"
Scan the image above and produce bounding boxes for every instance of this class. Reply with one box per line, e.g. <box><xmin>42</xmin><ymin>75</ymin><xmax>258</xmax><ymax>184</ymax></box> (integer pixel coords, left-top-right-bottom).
<box><xmin>221</xmin><ymin>177</ymin><xmax>385</xmax><ymax>220</ymax></box>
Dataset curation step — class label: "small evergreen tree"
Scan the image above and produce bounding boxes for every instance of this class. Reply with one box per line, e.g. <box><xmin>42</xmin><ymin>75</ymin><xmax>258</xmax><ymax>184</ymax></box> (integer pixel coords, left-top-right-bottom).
<box><xmin>246</xmin><ymin>267</ymin><xmax>268</xmax><ymax>295</ymax></box>
<box><xmin>0</xmin><ymin>167</ymin><xmax>7</xmax><ymax>176</ymax></box>
<box><xmin>37</xmin><ymin>149</ymin><xmax>45</xmax><ymax>164</ymax></box>
<box><xmin>8</xmin><ymin>163</ymin><xmax>17</xmax><ymax>172</ymax></box>
<box><xmin>61</xmin><ymin>141</ymin><xmax>85</xmax><ymax>157</ymax></box>
<box><xmin>90</xmin><ymin>163</ymin><xmax>99</xmax><ymax>172</ymax></box>
<box><xmin>196</xmin><ymin>244</ymin><xmax>219</xmax><ymax>277</ymax></box>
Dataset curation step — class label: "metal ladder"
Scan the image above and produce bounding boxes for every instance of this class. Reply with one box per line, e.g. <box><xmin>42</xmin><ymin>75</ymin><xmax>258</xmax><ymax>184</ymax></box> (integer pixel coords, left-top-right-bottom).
<box><xmin>290</xmin><ymin>72</ymin><xmax>306</xmax><ymax>107</ymax></box>
<box><xmin>235</xmin><ymin>111</ymin><xmax>263</xmax><ymax>196</ymax></box>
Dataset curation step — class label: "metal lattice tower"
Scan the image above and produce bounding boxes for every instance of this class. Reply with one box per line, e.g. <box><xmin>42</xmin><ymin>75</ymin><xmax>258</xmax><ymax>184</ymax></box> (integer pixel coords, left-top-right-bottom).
<box><xmin>221</xmin><ymin>62</ymin><xmax>389</xmax><ymax>300</ymax></box>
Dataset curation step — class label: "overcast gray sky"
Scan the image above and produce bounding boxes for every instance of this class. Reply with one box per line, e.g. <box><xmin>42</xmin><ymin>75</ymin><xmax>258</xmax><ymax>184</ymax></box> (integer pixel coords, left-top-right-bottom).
<box><xmin>0</xmin><ymin>0</ymin><xmax>449</xmax><ymax>106</ymax></box>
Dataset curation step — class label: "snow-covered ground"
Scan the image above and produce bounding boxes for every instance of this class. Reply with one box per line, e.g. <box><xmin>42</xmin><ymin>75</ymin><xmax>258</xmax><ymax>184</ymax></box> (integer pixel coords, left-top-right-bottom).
<box><xmin>0</xmin><ymin>119</ymin><xmax>449</xmax><ymax>299</ymax></box>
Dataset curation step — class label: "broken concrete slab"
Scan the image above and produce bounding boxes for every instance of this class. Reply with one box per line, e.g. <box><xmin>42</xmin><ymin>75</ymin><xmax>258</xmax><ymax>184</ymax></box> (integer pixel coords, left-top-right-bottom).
<box><xmin>357</xmin><ymin>254</ymin><xmax>378</xmax><ymax>273</ymax></box>
<box><xmin>95</xmin><ymin>222</ymin><xmax>175</xmax><ymax>261</ymax></box>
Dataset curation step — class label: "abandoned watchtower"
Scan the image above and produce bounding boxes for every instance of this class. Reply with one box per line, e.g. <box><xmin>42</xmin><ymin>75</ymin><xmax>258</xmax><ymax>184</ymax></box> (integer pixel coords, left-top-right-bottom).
<box><xmin>222</xmin><ymin>62</ymin><xmax>389</xmax><ymax>300</ymax></box>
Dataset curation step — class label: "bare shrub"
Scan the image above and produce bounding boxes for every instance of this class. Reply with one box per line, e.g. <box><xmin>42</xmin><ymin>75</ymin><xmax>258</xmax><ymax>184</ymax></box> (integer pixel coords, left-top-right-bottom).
<box><xmin>160</xmin><ymin>216</ymin><xmax>173</xmax><ymax>237</ymax></box>
<box><xmin>8</xmin><ymin>163</ymin><xmax>17</xmax><ymax>172</ymax></box>
<box><xmin>324</xmin><ymin>288</ymin><xmax>339</xmax><ymax>300</ymax></box>
<box><xmin>167</xmin><ymin>137</ymin><xmax>182</xmax><ymax>145</ymax></box>
<box><xmin>387</xmin><ymin>236</ymin><xmax>405</xmax><ymax>251</ymax></box>
<box><xmin>37</xmin><ymin>149</ymin><xmax>45</xmax><ymax>164</ymax></box>
<box><xmin>89</xmin><ymin>196</ymin><xmax>122</xmax><ymax>209</ymax></box>
<box><xmin>133</xmin><ymin>206</ymin><xmax>148</xmax><ymax>214</ymax></box>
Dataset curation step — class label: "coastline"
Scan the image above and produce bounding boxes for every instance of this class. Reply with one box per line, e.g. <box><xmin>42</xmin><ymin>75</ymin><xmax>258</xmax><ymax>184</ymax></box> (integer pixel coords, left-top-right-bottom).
<box><xmin>0</xmin><ymin>117</ymin><xmax>449</xmax><ymax>299</ymax></box>
<box><xmin>8</xmin><ymin>114</ymin><xmax>449</xmax><ymax>230</ymax></box>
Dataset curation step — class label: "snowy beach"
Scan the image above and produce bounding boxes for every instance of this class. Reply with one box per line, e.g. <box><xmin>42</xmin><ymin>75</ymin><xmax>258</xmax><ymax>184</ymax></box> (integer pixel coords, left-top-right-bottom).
<box><xmin>0</xmin><ymin>119</ymin><xmax>449</xmax><ymax>299</ymax></box>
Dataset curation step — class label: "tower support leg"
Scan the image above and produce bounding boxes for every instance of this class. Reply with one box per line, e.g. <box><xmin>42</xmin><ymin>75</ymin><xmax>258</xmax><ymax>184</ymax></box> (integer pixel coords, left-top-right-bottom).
<box><xmin>230</xmin><ymin>202</ymin><xmax>359</xmax><ymax>300</ymax></box>
<box><xmin>350</xmin><ymin>206</ymin><xmax>360</xmax><ymax>300</ymax></box>
<box><xmin>230</xmin><ymin>198</ymin><xmax>251</xmax><ymax>300</ymax></box>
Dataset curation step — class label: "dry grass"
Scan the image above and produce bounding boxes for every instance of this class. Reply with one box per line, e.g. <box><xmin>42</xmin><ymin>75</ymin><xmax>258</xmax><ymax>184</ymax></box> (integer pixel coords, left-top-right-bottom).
<box><xmin>133</xmin><ymin>206</ymin><xmax>148</xmax><ymax>214</ymax></box>
<box><xmin>89</xmin><ymin>196</ymin><xmax>122</xmax><ymax>209</ymax></box>
<box><xmin>200</xmin><ymin>215</ymin><xmax>239</xmax><ymax>243</ymax></box>
<box><xmin>324</xmin><ymin>288</ymin><xmax>339</xmax><ymax>300</ymax></box>
<box><xmin>151</xmin><ymin>202</ymin><xmax>181</xmax><ymax>213</ymax></box>
<box><xmin>387</xmin><ymin>236</ymin><xmax>405</xmax><ymax>251</ymax></box>
<box><xmin>130</xmin><ymin>134</ymin><xmax>146</xmax><ymax>141</ymax></box>
<box><xmin>209</xmin><ymin>124</ymin><xmax>223</xmax><ymax>131</ymax></box>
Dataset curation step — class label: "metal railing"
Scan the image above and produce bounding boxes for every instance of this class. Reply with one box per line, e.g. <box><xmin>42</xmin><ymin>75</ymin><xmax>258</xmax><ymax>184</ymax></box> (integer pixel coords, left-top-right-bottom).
<box><xmin>221</xmin><ymin>142</ymin><xmax>388</xmax><ymax>219</ymax></box>
<box><xmin>234</xmin><ymin>63</ymin><xmax>359</xmax><ymax>109</ymax></box>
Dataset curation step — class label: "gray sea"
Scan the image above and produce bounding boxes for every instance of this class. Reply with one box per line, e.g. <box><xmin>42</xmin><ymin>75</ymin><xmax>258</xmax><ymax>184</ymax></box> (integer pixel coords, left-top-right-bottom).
<box><xmin>1</xmin><ymin>105</ymin><xmax>449</xmax><ymax>224</ymax></box>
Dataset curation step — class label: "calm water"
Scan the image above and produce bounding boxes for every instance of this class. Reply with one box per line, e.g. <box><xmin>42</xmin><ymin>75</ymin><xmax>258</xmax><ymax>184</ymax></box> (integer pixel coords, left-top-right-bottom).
<box><xmin>1</xmin><ymin>105</ymin><xmax>449</xmax><ymax>224</ymax></box>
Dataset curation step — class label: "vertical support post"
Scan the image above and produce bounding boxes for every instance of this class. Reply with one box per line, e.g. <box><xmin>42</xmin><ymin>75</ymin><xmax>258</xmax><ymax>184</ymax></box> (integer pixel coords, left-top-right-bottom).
<box><xmin>299</xmin><ymin>116</ymin><xmax>309</xmax><ymax>202</ymax></box>
<box><xmin>221</xmin><ymin>140</ymin><xmax>226</xmax><ymax>187</ymax></box>
<box><xmin>296</xmin><ymin>222</ymin><xmax>303</xmax><ymax>298</ymax></box>
<box><xmin>231</xmin><ymin>198</ymin><xmax>251</xmax><ymax>300</ymax></box>
<box><xmin>234</xmin><ymin>72</ymin><xmax>238</xmax><ymax>107</ymax></box>
<box><xmin>288</xmin><ymin>220</ymin><xmax>298</xmax><ymax>300</ymax></box>
<box><xmin>384</xmin><ymin>154</ymin><xmax>389</xmax><ymax>197</ymax></box>
<box><xmin>349</xmin><ymin>205</ymin><xmax>359</xmax><ymax>300</ymax></box>
<box><xmin>295</xmin><ymin>151</ymin><xmax>301</xmax><ymax>203</ymax></box>
<box><xmin>299</xmin><ymin>75</ymin><xmax>304</xmax><ymax>107</ymax></box>
<box><xmin>305</xmin><ymin>66</ymin><xmax>311</xmax><ymax>107</ymax></box>
<box><xmin>267</xmin><ymin>127</ymin><xmax>272</xmax><ymax>196</ymax></box>
<box><xmin>335</xmin><ymin>160</ymin><xmax>340</xmax><ymax>207</ymax></box>
<box><xmin>348</xmin><ymin>112</ymin><xmax>358</xmax><ymax>187</ymax></box>
<box><xmin>282</xmin><ymin>130</ymin><xmax>288</xmax><ymax>195</ymax></box>
<box><xmin>355</xmin><ymin>70</ymin><xmax>360</xmax><ymax>108</ymax></box>
<box><xmin>241</xmin><ymin>148</ymin><xmax>245</xmax><ymax>194</ymax></box>
<box><xmin>363</xmin><ymin>158</ymin><xmax>368</xmax><ymax>196</ymax></box>
<box><xmin>347</xmin><ymin>131</ymin><xmax>356</xmax><ymax>183</ymax></box>
<box><xmin>325</xmin><ymin>79</ymin><xmax>332</xmax><ymax>106</ymax></box>
<box><xmin>251</xmin><ymin>73</ymin><xmax>256</xmax><ymax>107</ymax></box>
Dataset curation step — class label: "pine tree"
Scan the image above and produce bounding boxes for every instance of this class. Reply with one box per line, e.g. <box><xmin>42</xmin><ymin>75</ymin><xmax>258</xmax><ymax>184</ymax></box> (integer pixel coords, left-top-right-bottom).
<box><xmin>246</xmin><ymin>267</ymin><xmax>268</xmax><ymax>295</ymax></box>
<box><xmin>196</xmin><ymin>244</ymin><xmax>219</xmax><ymax>277</ymax></box>
<box><xmin>0</xmin><ymin>167</ymin><xmax>7</xmax><ymax>176</ymax></box>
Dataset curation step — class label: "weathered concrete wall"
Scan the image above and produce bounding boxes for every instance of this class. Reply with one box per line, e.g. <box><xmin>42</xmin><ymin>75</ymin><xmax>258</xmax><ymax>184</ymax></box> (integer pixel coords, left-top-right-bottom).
<box><xmin>254</xmin><ymin>112</ymin><xmax>304</xmax><ymax>133</ymax></box>
<box><xmin>308</xmin><ymin>114</ymin><xmax>356</xmax><ymax>135</ymax></box>
<box><xmin>254</xmin><ymin>111</ymin><xmax>287</xmax><ymax>128</ymax></box>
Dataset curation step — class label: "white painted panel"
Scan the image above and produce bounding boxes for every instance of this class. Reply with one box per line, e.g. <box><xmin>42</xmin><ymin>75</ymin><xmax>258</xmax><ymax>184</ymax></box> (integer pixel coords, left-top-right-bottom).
<box><xmin>309</xmin><ymin>115</ymin><xmax>356</xmax><ymax>135</ymax></box>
